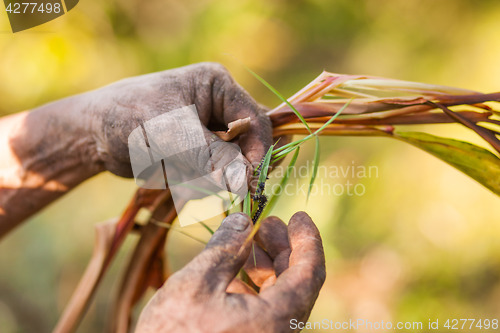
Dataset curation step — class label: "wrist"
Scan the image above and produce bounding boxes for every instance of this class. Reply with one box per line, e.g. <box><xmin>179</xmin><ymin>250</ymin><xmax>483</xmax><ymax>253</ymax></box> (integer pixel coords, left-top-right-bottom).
<box><xmin>27</xmin><ymin>93</ymin><xmax>104</xmax><ymax>183</ymax></box>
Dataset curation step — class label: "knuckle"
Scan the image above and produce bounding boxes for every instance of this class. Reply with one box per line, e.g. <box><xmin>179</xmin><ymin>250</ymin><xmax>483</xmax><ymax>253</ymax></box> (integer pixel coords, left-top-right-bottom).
<box><xmin>197</xmin><ymin>62</ymin><xmax>230</xmax><ymax>77</ymax></box>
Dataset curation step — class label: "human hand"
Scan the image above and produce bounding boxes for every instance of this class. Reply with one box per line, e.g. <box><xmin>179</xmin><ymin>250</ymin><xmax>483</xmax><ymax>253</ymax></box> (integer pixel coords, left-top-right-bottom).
<box><xmin>135</xmin><ymin>212</ymin><xmax>326</xmax><ymax>333</ymax></box>
<box><xmin>85</xmin><ymin>62</ymin><xmax>272</xmax><ymax>191</ymax></box>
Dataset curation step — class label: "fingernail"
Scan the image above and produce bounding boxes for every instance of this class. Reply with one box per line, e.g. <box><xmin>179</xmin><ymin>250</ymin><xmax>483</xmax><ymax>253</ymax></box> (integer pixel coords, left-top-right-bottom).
<box><xmin>223</xmin><ymin>213</ymin><xmax>249</xmax><ymax>232</ymax></box>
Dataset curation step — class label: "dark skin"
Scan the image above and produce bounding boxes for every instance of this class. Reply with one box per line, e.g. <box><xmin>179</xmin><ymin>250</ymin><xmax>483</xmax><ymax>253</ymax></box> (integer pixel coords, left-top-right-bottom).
<box><xmin>136</xmin><ymin>212</ymin><xmax>326</xmax><ymax>333</ymax></box>
<box><xmin>0</xmin><ymin>62</ymin><xmax>272</xmax><ymax>234</ymax></box>
<box><xmin>0</xmin><ymin>63</ymin><xmax>326</xmax><ymax>332</ymax></box>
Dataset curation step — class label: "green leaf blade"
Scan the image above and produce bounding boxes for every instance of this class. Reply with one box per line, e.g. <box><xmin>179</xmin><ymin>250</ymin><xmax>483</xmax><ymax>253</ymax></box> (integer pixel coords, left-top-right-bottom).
<box><xmin>199</xmin><ymin>221</ymin><xmax>215</xmax><ymax>235</ymax></box>
<box><xmin>312</xmin><ymin>99</ymin><xmax>352</xmax><ymax>136</ymax></box>
<box><xmin>242</xmin><ymin>191</ymin><xmax>251</xmax><ymax>216</ymax></box>
<box><xmin>245</xmin><ymin>67</ymin><xmax>312</xmax><ymax>134</ymax></box>
<box><xmin>263</xmin><ymin>147</ymin><xmax>301</xmax><ymax>217</ymax></box>
<box><xmin>308</xmin><ymin>137</ymin><xmax>320</xmax><ymax>201</ymax></box>
<box><xmin>257</xmin><ymin>145</ymin><xmax>275</xmax><ymax>184</ymax></box>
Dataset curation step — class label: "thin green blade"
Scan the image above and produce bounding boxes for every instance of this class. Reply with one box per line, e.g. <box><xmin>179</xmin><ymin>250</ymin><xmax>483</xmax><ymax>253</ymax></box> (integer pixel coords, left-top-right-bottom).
<box><xmin>257</xmin><ymin>144</ymin><xmax>275</xmax><ymax>184</ymax></box>
<box><xmin>243</xmin><ymin>191</ymin><xmax>251</xmax><ymax>216</ymax></box>
<box><xmin>308</xmin><ymin>137</ymin><xmax>320</xmax><ymax>200</ymax></box>
<box><xmin>272</xmin><ymin>100</ymin><xmax>351</xmax><ymax>161</ymax></box>
<box><xmin>199</xmin><ymin>222</ymin><xmax>215</xmax><ymax>235</ymax></box>
<box><xmin>312</xmin><ymin>99</ymin><xmax>352</xmax><ymax>136</ymax></box>
<box><xmin>245</xmin><ymin>66</ymin><xmax>312</xmax><ymax>134</ymax></box>
<box><xmin>262</xmin><ymin>147</ymin><xmax>301</xmax><ymax>217</ymax></box>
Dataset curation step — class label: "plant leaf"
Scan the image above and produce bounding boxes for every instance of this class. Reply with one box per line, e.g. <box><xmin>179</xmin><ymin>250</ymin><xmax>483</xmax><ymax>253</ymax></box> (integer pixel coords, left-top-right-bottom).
<box><xmin>243</xmin><ymin>191</ymin><xmax>251</xmax><ymax>216</ymax></box>
<box><xmin>306</xmin><ymin>100</ymin><xmax>351</xmax><ymax>200</ymax></box>
<box><xmin>257</xmin><ymin>144</ymin><xmax>274</xmax><ymax>184</ymax></box>
<box><xmin>199</xmin><ymin>221</ymin><xmax>215</xmax><ymax>235</ymax></box>
<box><xmin>272</xmin><ymin>143</ymin><xmax>301</xmax><ymax>162</ymax></box>
<box><xmin>272</xmin><ymin>100</ymin><xmax>351</xmax><ymax>159</ymax></box>
<box><xmin>313</xmin><ymin>99</ymin><xmax>352</xmax><ymax>133</ymax></box>
<box><xmin>154</xmin><ymin>222</ymin><xmax>207</xmax><ymax>245</ymax></box>
<box><xmin>54</xmin><ymin>218</ymin><xmax>118</xmax><ymax>333</ymax></box>
<box><xmin>245</xmin><ymin>66</ymin><xmax>312</xmax><ymax>134</ymax></box>
<box><xmin>394</xmin><ymin>131</ymin><xmax>500</xmax><ymax>195</ymax></box>
<box><xmin>262</xmin><ymin>147</ymin><xmax>301</xmax><ymax>217</ymax></box>
<box><xmin>308</xmin><ymin>137</ymin><xmax>320</xmax><ymax>200</ymax></box>
<box><xmin>251</xmin><ymin>145</ymin><xmax>274</xmax><ymax>217</ymax></box>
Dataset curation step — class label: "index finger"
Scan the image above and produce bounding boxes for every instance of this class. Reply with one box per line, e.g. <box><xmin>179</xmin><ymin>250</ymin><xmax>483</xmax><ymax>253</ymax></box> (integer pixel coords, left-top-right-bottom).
<box><xmin>260</xmin><ymin>211</ymin><xmax>326</xmax><ymax>320</ymax></box>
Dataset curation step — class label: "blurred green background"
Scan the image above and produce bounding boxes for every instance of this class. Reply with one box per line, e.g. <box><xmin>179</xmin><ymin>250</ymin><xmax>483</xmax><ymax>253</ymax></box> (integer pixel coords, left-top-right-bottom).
<box><xmin>1</xmin><ymin>0</ymin><xmax>500</xmax><ymax>332</ymax></box>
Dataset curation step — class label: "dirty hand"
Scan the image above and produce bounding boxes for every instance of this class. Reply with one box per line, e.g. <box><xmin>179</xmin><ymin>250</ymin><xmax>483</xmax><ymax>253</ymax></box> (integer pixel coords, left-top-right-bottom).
<box><xmin>85</xmin><ymin>62</ymin><xmax>272</xmax><ymax>191</ymax></box>
<box><xmin>1</xmin><ymin>63</ymin><xmax>274</xmax><ymax>229</ymax></box>
<box><xmin>135</xmin><ymin>212</ymin><xmax>326</xmax><ymax>333</ymax></box>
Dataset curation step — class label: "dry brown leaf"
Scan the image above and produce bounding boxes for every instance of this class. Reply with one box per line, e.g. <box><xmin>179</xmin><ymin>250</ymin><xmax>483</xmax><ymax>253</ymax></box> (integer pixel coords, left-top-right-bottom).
<box><xmin>214</xmin><ymin>117</ymin><xmax>251</xmax><ymax>141</ymax></box>
<box><xmin>53</xmin><ymin>218</ymin><xmax>118</xmax><ymax>333</ymax></box>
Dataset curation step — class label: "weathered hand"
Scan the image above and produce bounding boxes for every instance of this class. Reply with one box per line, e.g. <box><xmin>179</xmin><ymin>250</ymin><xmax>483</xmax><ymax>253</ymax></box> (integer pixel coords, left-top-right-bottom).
<box><xmin>135</xmin><ymin>212</ymin><xmax>326</xmax><ymax>333</ymax></box>
<box><xmin>0</xmin><ymin>63</ymin><xmax>272</xmax><ymax>230</ymax></box>
<box><xmin>86</xmin><ymin>62</ymin><xmax>272</xmax><ymax>192</ymax></box>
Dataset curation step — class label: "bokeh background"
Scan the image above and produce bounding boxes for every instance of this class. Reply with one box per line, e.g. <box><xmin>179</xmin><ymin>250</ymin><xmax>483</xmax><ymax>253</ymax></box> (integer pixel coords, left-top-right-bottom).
<box><xmin>1</xmin><ymin>0</ymin><xmax>500</xmax><ymax>332</ymax></box>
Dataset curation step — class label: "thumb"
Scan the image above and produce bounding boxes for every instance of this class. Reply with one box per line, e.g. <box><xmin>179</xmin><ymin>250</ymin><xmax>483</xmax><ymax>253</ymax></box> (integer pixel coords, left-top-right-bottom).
<box><xmin>175</xmin><ymin>213</ymin><xmax>253</xmax><ymax>295</ymax></box>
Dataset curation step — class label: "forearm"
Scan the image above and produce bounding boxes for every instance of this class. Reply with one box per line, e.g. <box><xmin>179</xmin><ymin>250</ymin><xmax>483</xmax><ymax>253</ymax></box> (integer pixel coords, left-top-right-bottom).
<box><xmin>0</xmin><ymin>95</ymin><xmax>103</xmax><ymax>236</ymax></box>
